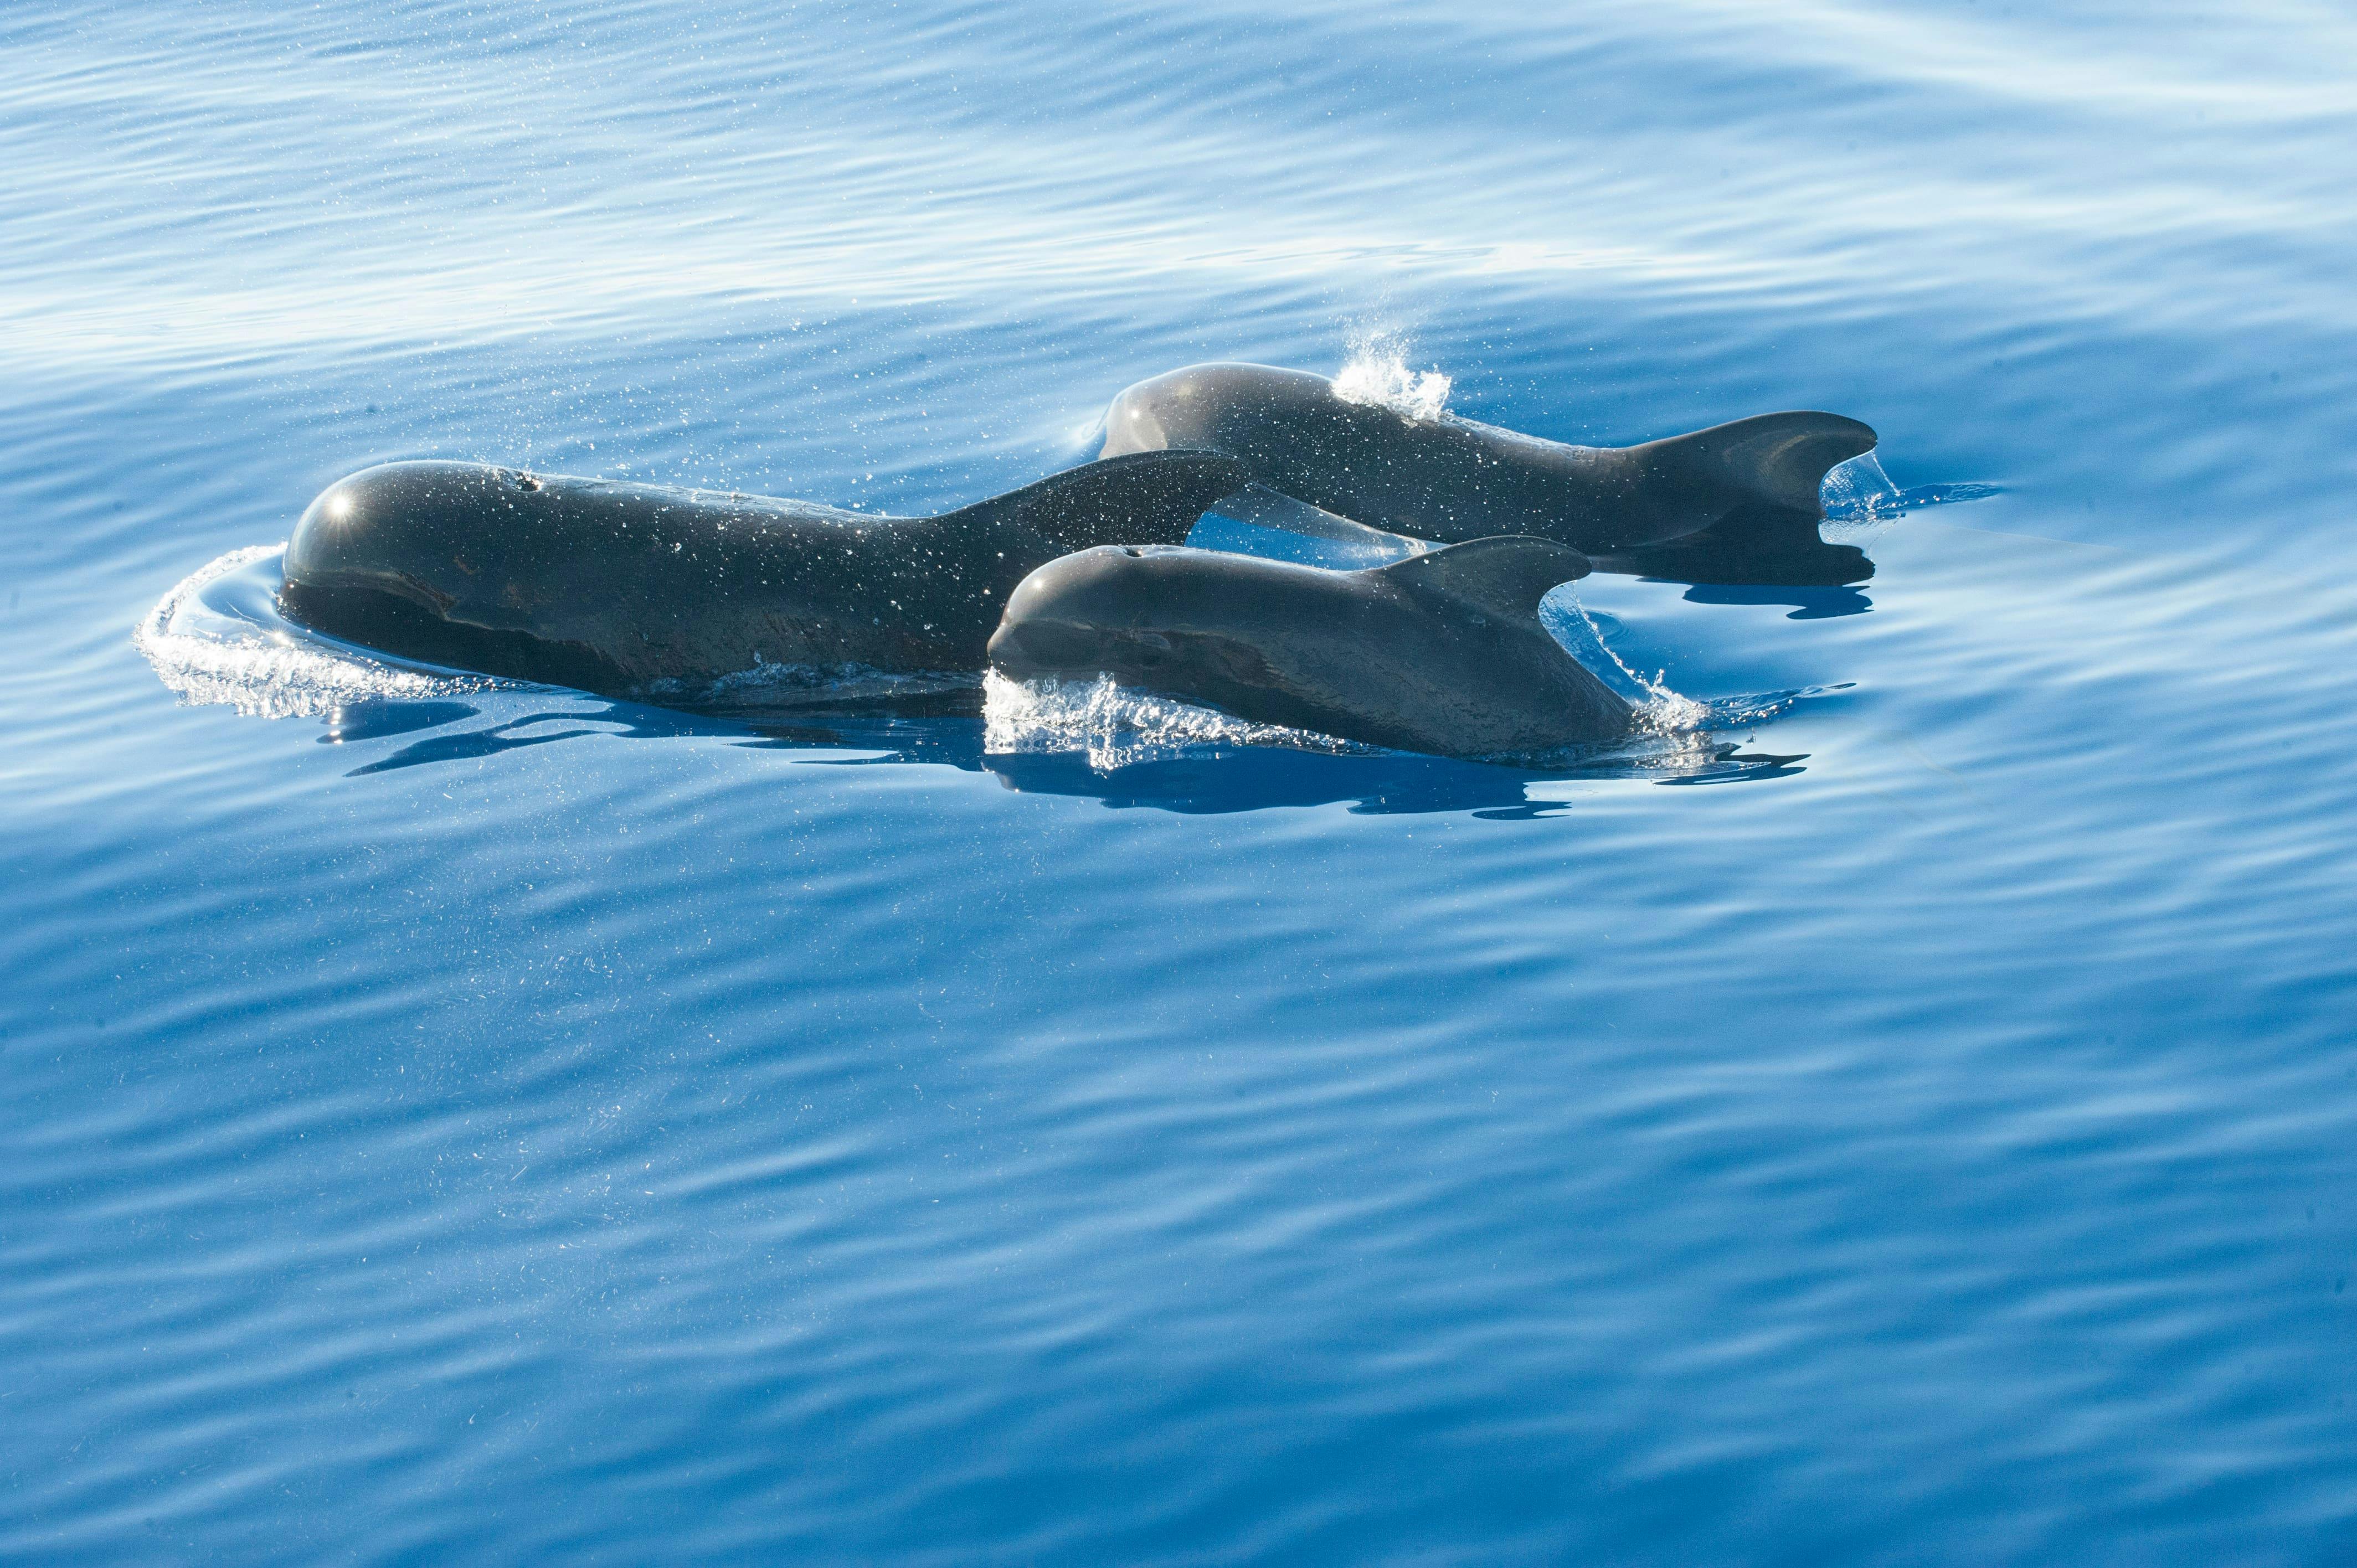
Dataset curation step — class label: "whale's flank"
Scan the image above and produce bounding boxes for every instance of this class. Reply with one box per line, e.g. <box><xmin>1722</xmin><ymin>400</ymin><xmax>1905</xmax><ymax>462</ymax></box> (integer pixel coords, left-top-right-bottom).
<box><xmin>279</xmin><ymin>451</ymin><xmax>1248</xmax><ymax>693</ymax></box>
<box><xmin>989</xmin><ymin>537</ymin><xmax>1629</xmax><ymax>759</ymax></box>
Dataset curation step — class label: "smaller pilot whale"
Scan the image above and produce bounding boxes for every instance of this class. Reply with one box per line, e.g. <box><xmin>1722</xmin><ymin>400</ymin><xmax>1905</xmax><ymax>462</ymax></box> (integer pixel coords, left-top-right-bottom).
<box><xmin>279</xmin><ymin>451</ymin><xmax>1246</xmax><ymax>692</ymax></box>
<box><xmin>1100</xmin><ymin>363</ymin><xmax>1879</xmax><ymax>585</ymax></box>
<box><xmin>987</xmin><ymin>537</ymin><xmax>1631</xmax><ymax>758</ymax></box>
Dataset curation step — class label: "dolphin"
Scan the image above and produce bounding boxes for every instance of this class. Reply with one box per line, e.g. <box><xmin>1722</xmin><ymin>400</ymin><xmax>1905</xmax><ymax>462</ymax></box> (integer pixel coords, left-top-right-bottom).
<box><xmin>279</xmin><ymin>451</ymin><xmax>1247</xmax><ymax>692</ymax></box>
<box><xmin>1098</xmin><ymin>362</ymin><xmax>1879</xmax><ymax>585</ymax></box>
<box><xmin>987</xmin><ymin>537</ymin><xmax>1632</xmax><ymax>759</ymax></box>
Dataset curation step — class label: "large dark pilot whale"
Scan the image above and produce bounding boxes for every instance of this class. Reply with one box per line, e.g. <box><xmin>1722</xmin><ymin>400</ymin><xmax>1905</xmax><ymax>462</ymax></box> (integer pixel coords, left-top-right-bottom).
<box><xmin>1099</xmin><ymin>363</ymin><xmax>1879</xmax><ymax>585</ymax></box>
<box><xmin>279</xmin><ymin>451</ymin><xmax>1246</xmax><ymax>691</ymax></box>
<box><xmin>987</xmin><ymin>536</ymin><xmax>1632</xmax><ymax>758</ymax></box>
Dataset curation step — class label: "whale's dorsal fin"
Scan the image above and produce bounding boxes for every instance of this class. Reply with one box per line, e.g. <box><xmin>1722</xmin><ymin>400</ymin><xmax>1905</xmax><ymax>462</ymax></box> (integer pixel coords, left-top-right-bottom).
<box><xmin>1627</xmin><ymin>411</ymin><xmax>1877</xmax><ymax>518</ymax></box>
<box><xmin>935</xmin><ymin>450</ymin><xmax>1248</xmax><ymax>554</ymax></box>
<box><xmin>1371</xmin><ymin>535</ymin><xmax>1592</xmax><ymax>620</ymax></box>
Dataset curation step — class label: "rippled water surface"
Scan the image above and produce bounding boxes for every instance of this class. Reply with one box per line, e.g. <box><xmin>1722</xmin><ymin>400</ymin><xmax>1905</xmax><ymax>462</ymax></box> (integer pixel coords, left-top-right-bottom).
<box><xmin>8</xmin><ymin>3</ymin><xmax>2357</xmax><ymax>1562</ymax></box>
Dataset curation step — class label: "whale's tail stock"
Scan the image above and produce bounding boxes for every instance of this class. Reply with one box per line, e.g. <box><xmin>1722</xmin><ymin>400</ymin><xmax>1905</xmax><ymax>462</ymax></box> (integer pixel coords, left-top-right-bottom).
<box><xmin>1594</xmin><ymin>411</ymin><xmax>1881</xmax><ymax>586</ymax></box>
<box><xmin>939</xmin><ymin>450</ymin><xmax>1249</xmax><ymax>554</ymax></box>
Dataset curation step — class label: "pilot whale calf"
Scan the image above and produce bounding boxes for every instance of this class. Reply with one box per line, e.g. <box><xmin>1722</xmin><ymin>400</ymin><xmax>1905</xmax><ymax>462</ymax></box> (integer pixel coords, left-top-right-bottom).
<box><xmin>279</xmin><ymin>451</ymin><xmax>1247</xmax><ymax>692</ymax></box>
<box><xmin>987</xmin><ymin>537</ymin><xmax>1631</xmax><ymax>759</ymax></box>
<box><xmin>1099</xmin><ymin>362</ymin><xmax>1879</xmax><ymax>585</ymax></box>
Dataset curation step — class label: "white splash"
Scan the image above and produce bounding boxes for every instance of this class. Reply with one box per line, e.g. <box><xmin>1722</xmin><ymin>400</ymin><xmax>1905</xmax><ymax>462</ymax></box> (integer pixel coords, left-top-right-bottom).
<box><xmin>1551</xmin><ymin>585</ymin><xmax>1712</xmax><ymax>739</ymax></box>
<box><xmin>983</xmin><ymin>670</ymin><xmax>1372</xmax><ymax>772</ymax></box>
<box><xmin>1331</xmin><ymin>331</ymin><xmax>1452</xmax><ymax>422</ymax></box>
<box><xmin>134</xmin><ymin>545</ymin><xmax>499</xmax><ymax>720</ymax></box>
<box><xmin>980</xmin><ymin>665</ymin><xmax>1752</xmax><ymax>776</ymax></box>
<box><xmin>1820</xmin><ymin>451</ymin><xmax>1907</xmax><ymax>540</ymax></box>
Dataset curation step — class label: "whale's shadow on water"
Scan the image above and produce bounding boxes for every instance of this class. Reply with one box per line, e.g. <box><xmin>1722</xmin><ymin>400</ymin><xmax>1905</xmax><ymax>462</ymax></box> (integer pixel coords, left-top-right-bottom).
<box><xmin>328</xmin><ymin>695</ymin><xmax>1807</xmax><ymax>817</ymax></box>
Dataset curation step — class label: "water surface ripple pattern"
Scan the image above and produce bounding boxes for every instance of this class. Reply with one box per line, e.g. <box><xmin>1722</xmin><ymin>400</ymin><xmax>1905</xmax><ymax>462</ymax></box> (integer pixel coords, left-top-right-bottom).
<box><xmin>5</xmin><ymin>2</ymin><xmax>2357</xmax><ymax>1562</ymax></box>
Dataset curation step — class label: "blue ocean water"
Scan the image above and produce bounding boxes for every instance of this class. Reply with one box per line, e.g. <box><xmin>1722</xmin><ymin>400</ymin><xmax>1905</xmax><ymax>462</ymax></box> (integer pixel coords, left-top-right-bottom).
<box><xmin>7</xmin><ymin>2</ymin><xmax>2357</xmax><ymax>1560</ymax></box>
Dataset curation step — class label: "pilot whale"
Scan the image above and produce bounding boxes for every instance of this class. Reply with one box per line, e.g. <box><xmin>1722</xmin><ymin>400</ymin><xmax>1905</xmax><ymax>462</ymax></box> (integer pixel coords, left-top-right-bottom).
<box><xmin>279</xmin><ymin>451</ymin><xmax>1246</xmax><ymax>692</ymax></box>
<box><xmin>987</xmin><ymin>536</ymin><xmax>1631</xmax><ymax>758</ymax></box>
<box><xmin>1099</xmin><ymin>362</ymin><xmax>1879</xmax><ymax>585</ymax></box>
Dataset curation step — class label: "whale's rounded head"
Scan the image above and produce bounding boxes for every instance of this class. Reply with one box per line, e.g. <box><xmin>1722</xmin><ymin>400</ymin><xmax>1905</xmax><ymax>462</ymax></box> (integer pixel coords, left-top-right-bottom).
<box><xmin>285</xmin><ymin>461</ymin><xmax>540</xmax><ymax>614</ymax></box>
<box><xmin>280</xmin><ymin>460</ymin><xmax>631</xmax><ymax>688</ymax></box>
<box><xmin>1099</xmin><ymin>363</ymin><xmax>1339</xmax><ymax>460</ymax></box>
<box><xmin>987</xmin><ymin>544</ymin><xmax>1216</xmax><ymax>684</ymax></box>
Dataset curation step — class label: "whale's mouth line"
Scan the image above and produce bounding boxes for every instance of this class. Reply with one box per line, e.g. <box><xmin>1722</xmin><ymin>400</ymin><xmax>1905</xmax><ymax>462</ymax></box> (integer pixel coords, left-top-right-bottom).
<box><xmin>280</xmin><ymin>579</ymin><xmax>635</xmax><ymax>695</ymax></box>
<box><xmin>992</xmin><ymin>616</ymin><xmax>1264</xmax><ymax>688</ymax></box>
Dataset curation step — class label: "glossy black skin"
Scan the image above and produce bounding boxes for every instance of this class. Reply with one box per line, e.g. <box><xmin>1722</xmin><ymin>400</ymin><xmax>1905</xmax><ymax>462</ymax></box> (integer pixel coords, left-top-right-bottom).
<box><xmin>279</xmin><ymin>452</ymin><xmax>1246</xmax><ymax>692</ymax></box>
<box><xmin>988</xmin><ymin>539</ymin><xmax>1633</xmax><ymax>759</ymax></box>
<box><xmin>1100</xmin><ymin>363</ymin><xmax>1879</xmax><ymax>585</ymax></box>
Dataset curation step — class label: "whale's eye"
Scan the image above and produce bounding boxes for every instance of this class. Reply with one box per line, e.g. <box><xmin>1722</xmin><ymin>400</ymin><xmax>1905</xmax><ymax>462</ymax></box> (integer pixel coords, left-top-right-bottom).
<box><xmin>517</xmin><ymin>474</ymin><xmax>543</xmax><ymax>492</ymax></box>
<box><xmin>1122</xmin><ymin>547</ymin><xmax>1144</xmax><ymax>558</ymax></box>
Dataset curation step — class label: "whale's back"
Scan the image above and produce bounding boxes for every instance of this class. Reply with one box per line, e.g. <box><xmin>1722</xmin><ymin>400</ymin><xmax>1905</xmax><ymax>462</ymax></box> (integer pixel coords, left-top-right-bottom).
<box><xmin>1098</xmin><ymin>362</ymin><xmax>1879</xmax><ymax>581</ymax></box>
<box><xmin>281</xmin><ymin>452</ymin><xmax>1250</xmax><ymax>690</ymax></box>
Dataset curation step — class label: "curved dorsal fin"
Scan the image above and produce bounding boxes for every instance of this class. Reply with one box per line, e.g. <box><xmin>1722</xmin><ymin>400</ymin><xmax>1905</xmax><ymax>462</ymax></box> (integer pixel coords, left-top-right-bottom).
<box><xmin>1369</xmin><ymin>535</ymin><xmax>1592</xmax><ymax>620</ymax></box>
<box><xmin>1627</xmin><ymin>411</ymin><xmax>1877</xmax><ymax>517</ymax></box>
<box><xmin>932</xmin><ymin>450</ymin><xmax>1248</xmax><ymax>552</ymax></box>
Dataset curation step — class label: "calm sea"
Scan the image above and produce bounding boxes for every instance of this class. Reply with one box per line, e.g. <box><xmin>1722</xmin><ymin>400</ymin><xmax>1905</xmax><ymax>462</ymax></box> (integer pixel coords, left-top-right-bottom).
<box><xmin>6</xmin><ymin>2</ymin><xmax>2356</xmax><ymax>1561</ymax></box>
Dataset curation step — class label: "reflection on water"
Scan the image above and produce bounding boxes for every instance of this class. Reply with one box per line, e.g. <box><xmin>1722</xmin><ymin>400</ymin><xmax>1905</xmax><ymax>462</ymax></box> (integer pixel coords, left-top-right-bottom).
<box><xmin>328</xmin><ymin>692</ymin><xmax>1810</xmax><ymax>813</ymax></box>
<box><xmin>339</xmin><ymin>703</ymin><xmax>716</xmax><ymax>775</ymax></box>
<box><xmin>1672</xmin><ymin>584</ymin><xmax>1875</xmax><ymax>619</ymax></box>
<box><xmin>982</xmin><ymin>743</ymin><xmax>1804</xmax><ymax>815</ymax></box>
<box><xmin>317</xmin><ymin>699</ymin><xmax>481</xmax><ymax>742</ymax></box>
